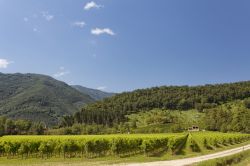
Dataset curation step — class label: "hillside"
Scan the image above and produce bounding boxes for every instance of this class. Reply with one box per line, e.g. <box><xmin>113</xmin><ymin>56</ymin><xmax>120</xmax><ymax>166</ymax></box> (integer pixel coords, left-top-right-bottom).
<box><xmin>72</xmin><ymin>85</ymin><xmax>115</xmax><ymax>101</ymax></box>
<box><xmin>69</xmin><ymin>81</ymin><xmax>250</xmax><ymax>126</ymax></box>
<box><xmin>0</xmin><ymin>73</ymin><xmax>94</xmax><ymax>125</ymax></box>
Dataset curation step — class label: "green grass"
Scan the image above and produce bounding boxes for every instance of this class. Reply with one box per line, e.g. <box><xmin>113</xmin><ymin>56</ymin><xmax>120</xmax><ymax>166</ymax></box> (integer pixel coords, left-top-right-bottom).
<box><xmin>194</xmin><ymin>149</ymin><xmax>250</xmax><ymax>166</ymax></box>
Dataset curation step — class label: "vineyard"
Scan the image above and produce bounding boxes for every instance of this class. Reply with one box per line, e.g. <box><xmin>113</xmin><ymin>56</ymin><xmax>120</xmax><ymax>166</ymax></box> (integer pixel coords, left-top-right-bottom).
<box><xmin>0</xmin><ymin>134</ymin><xmax>187</xmax><ymax>159</ymax></box>
<box><xmin>0</xmin><ymin>132</ymin><xmax>249</xmax><ymax>160</ymax></box>
<box><xmin>190</xmin><ymin>132</ymin><xmax>250</xmax><ymax>151</ymax></box>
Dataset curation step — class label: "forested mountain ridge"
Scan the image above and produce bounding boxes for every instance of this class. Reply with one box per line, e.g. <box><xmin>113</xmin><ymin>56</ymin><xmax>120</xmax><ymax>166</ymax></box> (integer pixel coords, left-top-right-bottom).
<box><xmin>70</xmin><ymin>81</ymin><xmax>250</xmax><ymax>126</ymax></box>
<box><xmin>72</xmin><ymin>85</ymin><xmax>115</xmax><ymax>101</ymax></box>
<box><xmin>0</xmin><ymin>73</ymin><xmax>94</xmax><ymax>125</ymax></box>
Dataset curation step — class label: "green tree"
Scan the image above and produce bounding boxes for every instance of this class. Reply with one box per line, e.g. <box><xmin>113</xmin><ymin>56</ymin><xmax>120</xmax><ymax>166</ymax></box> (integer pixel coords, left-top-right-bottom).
<box><xmin>0</xmin><ymin>117</ymin><xmax>6</xmax><ymax>136</ymax></box>
<box><xmin>5</xmin><ymin>119</ymin><xmax>15</xmax><ymax>135</ymax></box>
<box><xmin>244</xmin><ymin>98</ymin><xmax>250</xmax><ymax>109</ymax></box>
<box><xmin>15</xmin><ymin>120</ymin><xmax>31</xmax><ymax>134</ymax></box>
<box><xmin>32</xmin><ymin>122</ymin><xmax>45</xmax><ymax>135</ymax></box>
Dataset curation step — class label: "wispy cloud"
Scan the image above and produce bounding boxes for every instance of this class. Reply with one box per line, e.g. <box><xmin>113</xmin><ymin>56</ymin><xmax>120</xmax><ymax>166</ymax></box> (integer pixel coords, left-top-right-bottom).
<box><xmin>23</xmin><ymin>12</ymin><xmax>53</xmax><ymax>33</ymax></box>
<box><xmin>41</xmin><ymin>11</ymin><xmax>54</xmax><ymax>21</ymax></box>
<box><xmin>97</xmin><ymin>86</ymin><xmax>107</xmax><ymax>91</ymax></box>
<box><xmin>72</xmin><ymin>21</ymin><xmax>86</xmax><ymax>28</ymax></box>
<box><xmin>0</xmin><ymin>59</ymin><xmax>12</xmax><ymax>69</ymax></box>
<box><xmin>33</xmin><ymin>28</ymin><xmax>39</xmax><ymax>32</ymax></box>
<box><xmin>53</xmin><ymin>67</ymin><xmax>70</xmax><ymax>78</ymax></box>
<box><xmin>23</xmin><ymin>17</ymin><xmax>29</xmax><ymax>22</ymax></box>
<box><xmin>91</xmin><ymin>28</ymin><xmax>115</xmax><ymax>36</ymax></box>
<box><xmin>84</xmin><ymin>1</ymin><xmax>103</xmax><ymax>10</ymax></box>
<box><xmin>54</xmin><ymin>71</ymin><xmax>69</xmax><ymax>77</ymax></box>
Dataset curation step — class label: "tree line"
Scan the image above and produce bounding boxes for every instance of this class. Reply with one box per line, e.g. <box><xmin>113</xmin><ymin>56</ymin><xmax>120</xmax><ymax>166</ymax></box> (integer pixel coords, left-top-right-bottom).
<box><xmin>0</xmin><ymin>117</ymin><xmax>46</xmax><ymax>136</ymax></box>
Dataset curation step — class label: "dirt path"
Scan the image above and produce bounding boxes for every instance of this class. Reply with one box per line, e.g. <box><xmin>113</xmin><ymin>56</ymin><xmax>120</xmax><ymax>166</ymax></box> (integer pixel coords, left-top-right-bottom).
<box><xmin>120</xmin><ymin>144</ymin><xmax>250</xmax><ymax>166</ymax></box>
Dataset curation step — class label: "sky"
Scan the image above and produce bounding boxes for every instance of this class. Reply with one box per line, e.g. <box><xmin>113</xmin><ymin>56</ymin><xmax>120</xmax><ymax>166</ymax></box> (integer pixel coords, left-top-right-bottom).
<box><xmin>0</xmin><ymin>0</ymin><xmax>250</xmax><ymax>92</ymax></box>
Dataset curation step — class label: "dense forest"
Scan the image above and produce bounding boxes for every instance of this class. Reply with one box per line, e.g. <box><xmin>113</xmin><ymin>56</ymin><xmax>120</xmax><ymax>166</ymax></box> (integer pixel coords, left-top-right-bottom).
<box><xmin>62</xmin><ymin>81</ymin><xmax>250</xmax><ymax>127</ymax></box>
<box><xmin>204</xmin><ymin>101</ymin><xmax>250</xmax><ymax>133</ymax></box>
<box><xmin>57</xmin><ymin>100</ymin><xmax>250</xmax><ymax>135</ymax></box>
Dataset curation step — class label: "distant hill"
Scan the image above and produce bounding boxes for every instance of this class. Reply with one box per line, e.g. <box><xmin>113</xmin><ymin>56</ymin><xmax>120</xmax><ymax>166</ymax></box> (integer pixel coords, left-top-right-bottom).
<box><xmin>0</xmin><ymin>73</ymin><xmax>94</xmax><ymax>126</ymax></box>
<box><xmin>72</xmin><ymin>81</ymin><xmax>250</xmax><ymax>126</ymax></box>
<box><xmin>72</xmin><ymin>85</ymin><xmax>115</xmax><ymax>101</ymax></box>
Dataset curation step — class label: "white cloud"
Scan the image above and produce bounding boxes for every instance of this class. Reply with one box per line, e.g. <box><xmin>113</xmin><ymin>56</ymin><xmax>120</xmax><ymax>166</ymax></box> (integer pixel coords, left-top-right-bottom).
<box><xmin>41</xmin><ymin>11</ymin><xmax>54</xmax><ymax>21</ymax></box>
<box><xmin>0</xmin><ymin>59</ymin><xmax>12</xmax><ymax>69</ymax></box>
<box><xmin>72</xmin><ymin>21</ymin><xmax>86</xmax><ymax>28</ymax></box>
<box><xmin>84</xmin><ymin>1</ymin><xmax>102</xmax><ymax>10</ymax></box>
<box><xmin>91</xmin><ymin>28</ymin><xmax>115</xmax><ymax>36</ymax></box>
<box><xmin>53</xmin><ymin>67</ymin><xmax>70</xmax><ymax>78</ymax></box>
<box><xmin>97</xmin><ymin>86</ymin><xmax>107</xmax><ymax>91</ymax></box>
<box><xmin>54</xmin><ymin>71</ymin><xmax>70</xmax><ymax>77</ymax></box>
<box><xmin>23</xmin><ymin>17</ymin><xmax>29</xmax><ymax>22</ymax></box>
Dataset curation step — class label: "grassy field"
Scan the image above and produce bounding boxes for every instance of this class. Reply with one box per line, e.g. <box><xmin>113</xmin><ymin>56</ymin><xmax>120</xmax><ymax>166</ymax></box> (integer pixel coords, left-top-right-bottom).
<box><xmin>0</xmin><ymin>132</ymin><xmax>249</xmax><ymax>166</ymax></box>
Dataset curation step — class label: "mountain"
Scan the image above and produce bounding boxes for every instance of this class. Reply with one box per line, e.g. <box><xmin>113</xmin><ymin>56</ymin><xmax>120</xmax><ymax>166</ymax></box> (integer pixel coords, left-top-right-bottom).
<box><xmin>72</xmin><ymin>85</ymin><xmax>115</xmax><ymax>101</ymax></box>
<box><xmin>0</xmin><ymin>73</ymin><xmax>94</xmax><ymax>126</ymax></box>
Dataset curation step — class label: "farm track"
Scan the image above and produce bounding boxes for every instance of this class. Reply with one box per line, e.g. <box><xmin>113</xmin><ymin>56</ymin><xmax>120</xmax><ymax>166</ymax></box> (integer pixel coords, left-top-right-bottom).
<box><xmin>120</xmin><ymin>144</ymin><xmax>250</xmax><ymax>166</ymax></box>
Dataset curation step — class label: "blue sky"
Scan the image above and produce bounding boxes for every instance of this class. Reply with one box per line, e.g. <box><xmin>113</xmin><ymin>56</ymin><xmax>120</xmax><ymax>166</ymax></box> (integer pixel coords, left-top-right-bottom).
<box><xmin>0</xmin><ymin>0</ymin><xmax>250</xmax><ymax>92</ymax></box>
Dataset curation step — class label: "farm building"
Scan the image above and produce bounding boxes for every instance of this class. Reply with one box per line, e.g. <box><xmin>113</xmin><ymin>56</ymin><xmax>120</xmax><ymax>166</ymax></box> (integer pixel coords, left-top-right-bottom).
<box><xmin>188</xmin><ymin>126</ymin><xmax>200</xmax><ymax>132</ymax></box>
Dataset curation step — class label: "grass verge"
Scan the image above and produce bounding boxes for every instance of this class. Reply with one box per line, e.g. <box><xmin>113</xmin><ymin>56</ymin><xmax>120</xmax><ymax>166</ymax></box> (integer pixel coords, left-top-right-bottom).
<box><xmin>193</xmin><ymin>149</ymin><xmax>250</xmax><ymax>166</ymax></box>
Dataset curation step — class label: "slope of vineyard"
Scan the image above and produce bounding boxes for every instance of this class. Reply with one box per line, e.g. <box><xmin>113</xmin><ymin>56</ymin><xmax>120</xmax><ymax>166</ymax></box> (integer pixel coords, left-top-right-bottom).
<box><xmin>0</xmin><ymin>133</ymin><xmax>187</xmax><ymax>159</ymax></box>
<box><xmin>190</xmin><ymin>132</ymin><xmax>250</xmax><ymax>151</ymax></box>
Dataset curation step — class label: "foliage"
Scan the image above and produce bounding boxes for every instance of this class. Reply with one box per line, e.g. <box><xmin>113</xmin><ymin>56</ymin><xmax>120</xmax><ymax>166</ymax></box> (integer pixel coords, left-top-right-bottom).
<box><xmin>244</xmin><ymin>98</ymin><xmax>250</xmax><ymax>109</ymax></box>
<box><xmin>141</xmin><ymin>137</ymin><xmax>171</xmax><ymax>156</ymax></box>
<box><xmin>204</xmin><ymin>102</ymin><xmax>250</xmax><ymax>133</ymax></box>
<box><xmin>49</xmin><ymin>110</ymin><xmax>204</xmax><ymax>135</ymax></box>
<box><xmin>58</xmin><ymin>101</ymin><xmax>249</xmax><ymax>134</ymax></box>
<box><xmin>0</xmin><ymin>132</ymin><xmax>249</xmax><ymax>160</ymax></box>
<box><xmin>0</xmin><ymin>134</ymin><xmax>188</xmax><ymax>159</ymax></box>
<box><xmin>191</xmin><ymin>132</ymin><xmax>250</xmax><ymax>151</ymax></box>
<box><xmin>0</xmin><ymin>116</ymin><xmax>46</xmax><ymax>136</ymax></box>
<box><xmin>127</xmin><ymin>109</ymin><xmax>204</xmax><ymax>132</ymax></box>
<box><xmin>69</xmin><ymin>81</ymin><xmax>250</xmax><ymax>126</ymax></box>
